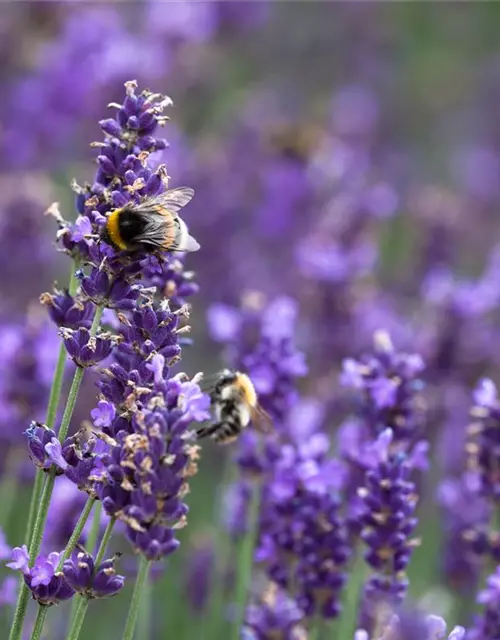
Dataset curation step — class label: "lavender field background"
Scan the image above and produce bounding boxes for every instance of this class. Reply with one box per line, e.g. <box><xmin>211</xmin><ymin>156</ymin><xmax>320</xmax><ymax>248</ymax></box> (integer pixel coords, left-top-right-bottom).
<box><xmin>2</xmin><ymin>2</ymin><xmax>500</xmax><ymax>639</ymax></box>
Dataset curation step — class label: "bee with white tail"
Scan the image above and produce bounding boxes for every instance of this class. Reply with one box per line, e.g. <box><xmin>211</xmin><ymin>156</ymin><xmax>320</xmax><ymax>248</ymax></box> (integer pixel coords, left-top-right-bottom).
<box><xmin>101</xmin><ymin>187</ymin><xmax>200</xmax><ymax>254</ymax></box>
<box><xmin>197</xmin><ymin>370</ymin><xmax>272</xmax><ymax>444</ymax></box>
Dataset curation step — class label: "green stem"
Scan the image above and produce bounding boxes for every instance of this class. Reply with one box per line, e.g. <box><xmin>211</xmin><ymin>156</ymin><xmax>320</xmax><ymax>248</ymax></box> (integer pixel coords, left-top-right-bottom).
<box><xmin>66</xmin><ymin>597</ymin><xmax>89</xmax><ymax>640</ymax></box>
<box><xmin>26</xmin><ymin>365</ymin><xmax>85</xmax><ymax>570</ymax></box>
<box><xmin>24</xmin><ymin>260</ymin><xmax>81</xmax><ymax>546</ymax></box>
<box><xmin>207</xmin><ymin>458</ymin><xmax>236</xmax><ymax>640</ymax></box>
<box><xmin>0</xmin><ymin>449</ymin><xmax>23</xmax><ymax>528</ymax></box>
<box><xmin>231</xmin><ymin>483</ymin><xmax>261</xmax><ymax>640</ymax></box>
<box><xmin>25</xmin><ymin>472</ymin><xmax>44</xmax><ymax>548</ymax></box>
<box><xmin>335</xmin><ymin>544</ymin><xmax>365</xmax><ymax>640</ymax></box>
<box><xmin>122</xmin><ymin>556</ymin><xmax>151</xmax><ymax>640</ymax></box>
<box><xmin>25</xmin><ymin>342</ymin><xmax>68</xmax><ymax>546</ymax></box>
<box><xmin>57</xmin><ymin>497</ymin><xmax>95</xmax><ymax>570</ymax></box>
<box><xmin>136</xmin><ymin>571</ymin><xmax>152</xmax><ymax>640</ymax></box>
<box><xmin>29</xmin><ymin>607</ymin><xmax>48</xmax><ymax>640</ymax></box>
<box><xmin>308</xmin><ymin>626</ymin><xmax>320</xmax><ymax>640</ymax></box>
<box><xmin>26</xmin><ymin>260</ymin><xmax>80</xmax><ymax>545</ymax></box>
<box><xmin>95</xmin><ymin>517</ymin><xmax>116</xmax><ymax>565</ymax></box>
<box><xmin>9</xmin><ymin>300</ymin><xmax>103</xmax><ymax>640</ymax></box>
<box><xmin>87</xmin><ymin>501</ymin><xmax>103</xmax><ymax>555</ymax></box>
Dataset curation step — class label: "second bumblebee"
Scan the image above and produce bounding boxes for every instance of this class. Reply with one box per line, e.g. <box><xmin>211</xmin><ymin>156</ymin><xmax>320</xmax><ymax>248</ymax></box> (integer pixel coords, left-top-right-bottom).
<box><xmin>197</xmin><ymin>369</ymin><xmax>272</xmax><ymax>444</ymax></box>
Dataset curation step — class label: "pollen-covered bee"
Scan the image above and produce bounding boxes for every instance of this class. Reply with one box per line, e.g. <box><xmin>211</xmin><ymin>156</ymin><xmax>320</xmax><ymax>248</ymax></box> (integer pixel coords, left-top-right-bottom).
<box><xmin>196</xmin><ymin>370</ymin><xmax>272</xmax><ymax>444</ymax></box>
<box><xmin>101</xmin><ymin>187</ymin><xmax>200</xmax><ymax>254</ymax></box>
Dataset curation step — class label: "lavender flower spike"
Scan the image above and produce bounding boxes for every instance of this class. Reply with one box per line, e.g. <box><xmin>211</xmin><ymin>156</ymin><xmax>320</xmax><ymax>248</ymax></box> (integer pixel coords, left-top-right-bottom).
<box><xmin>7</xmin><ymin>547</ymin><xmax>74</xmax><ymax>606</ymax></box>
<box><xmin>63</xmin><ymin>551</ymin><xmax>125</xmax><ymax>599</ymax></box>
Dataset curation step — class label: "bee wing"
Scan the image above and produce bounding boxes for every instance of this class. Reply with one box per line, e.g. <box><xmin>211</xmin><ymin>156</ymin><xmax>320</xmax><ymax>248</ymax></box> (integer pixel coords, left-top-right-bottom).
<box><xmin>131</xmin><ymin>201</ymin><xmax>199</xmax><ymax>253</ymax></box>
<box><xmin>250</xmin><ymin>404</ymin><xmax>274</xmax><ymax>435</ymax></box>
<box><xmin>144</xmin><ymin>187</ymin><xmax>195</xmax><ymax>216</ymax></box>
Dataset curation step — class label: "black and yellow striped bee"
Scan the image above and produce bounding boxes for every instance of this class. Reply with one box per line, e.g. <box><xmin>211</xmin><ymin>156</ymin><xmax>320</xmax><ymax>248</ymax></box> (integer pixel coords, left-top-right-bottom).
<box><xmin>197</xmin><ymin>370</ymin><xmax>273</xmax><ymax>444</ymax></box>
<box><xmin>101</xmin><ymin>187</ymin><xmax>200</xmax><ymax>254</ymax></box>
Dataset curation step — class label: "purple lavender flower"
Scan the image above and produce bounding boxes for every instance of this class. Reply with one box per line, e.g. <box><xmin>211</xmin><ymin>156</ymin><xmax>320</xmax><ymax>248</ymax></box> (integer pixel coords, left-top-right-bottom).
<box><xmin>0</xmin><ymin>317</ymin><xmax>59</xmax><ymax>447</ymax></box>
<box><xmin>467</xmin><ymin>565</ymin><xmax>500</xmax><ymax>640</ymax></box>
<box><xmin>60</xmin><ymin>327</ymin><xmax>115</xmax><ymax>368</ymax></box>
<box><xmin>244</xmin><ymin>583</ymin><xmax>306</xmax><ymax>640</ymax></box>
<box><xmin>1</xmin><ymin>7</ymin><xmax>167</xmax><ymax>171</ymax></box>
<box><xmin>254</xmin><ymin>413</ymin><xmax>350</xmax><ymax>620</ymax></box>
<box><xmin>7</xmin><ymin>548</ymin><xmax>74</xmax><ymax>606</ymax></box>
<box><xmin>184</xmin><ymin>538</ymin><xmax>214</xmax><ymax>613</ymax></box>
<box><xmin>40</xmin><ymin>289</ymin><xmax>94</xmax><ymax>330</ymax></box>
<box><xmin>356</xmin><ymin>430</ymin><xmax>420</xmax><ymax>630</ymax></box>
<box><xmin>437</xmin><ymin>473</ymin><xmax>488</xmax><ymax>594</ymax></box>
<box><xmin>91</xmin><ymin>401</ymin><xmax>116</xmax><ymax>429</ymax></box>
<box><xmin>355</xmin><ymin>609</ymin><xmax>465</xmax><ymax>640</ymax></box>
<box><xmin>93</xmin><ymin>376</ymin><xmax>208</xmax><ymax>561</ymax></box>
<box><xmin>340</xmin><ymin>330</ymin><xmax>425</xmax><ymax>446</ymax></box>
<box><xmin>23</xmin><ymin>422</ymin><xmax>62</xmax><ymax>473</ymax></box>
<box><xmin>0</xmin><ymin>528</ymin><xmax>11</xmax><ymax>561</ymax></box>
<box><xmin>63</xmin><ymin>551</ymin><xmax>124</xmax><ymax>598</ymax></box>
<box><xmin>208</xmin><ymin>295</ymin><xmax>307</xmax><ymax>428</ymax></box>
<box><xmin>52</xmin><ymin>80</ymin><xmax>198</xmax><ymax>320</ymax></box>
<box><xmin>0</xmin><ymin>197</ymin><xmax>58</xmax><ymax>311</ymax></box>
<box><xmin>0</xmin><ymin>577</ymin><xmax>17</xmax><ymax>607</ymax></box>
<box><xmin>467</xmin><ymin>378</ymin><xmax>500</xmax><ymax>501</ymax></box>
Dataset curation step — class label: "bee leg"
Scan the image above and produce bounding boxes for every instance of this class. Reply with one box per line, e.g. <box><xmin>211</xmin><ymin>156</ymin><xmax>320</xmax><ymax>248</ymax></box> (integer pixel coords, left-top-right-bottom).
<box><xmin>196</xmin><ymin>422</ymin><xmax>222</xmax><ymax>440</ymax></box>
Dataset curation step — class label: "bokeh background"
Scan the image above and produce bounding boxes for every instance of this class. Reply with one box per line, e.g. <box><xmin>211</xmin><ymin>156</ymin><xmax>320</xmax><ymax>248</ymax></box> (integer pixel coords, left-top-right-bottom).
<box><xmin>2</xmin><ymin>1</ymin><xmax>500</xmax><ymax>638</ymax></box>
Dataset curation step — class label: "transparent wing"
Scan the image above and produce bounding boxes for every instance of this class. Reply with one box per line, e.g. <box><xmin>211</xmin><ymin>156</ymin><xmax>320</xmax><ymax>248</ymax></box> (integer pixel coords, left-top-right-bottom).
<box><xmin>135</xmin><ymin>187</ymin><xmax>194</xmax><ymax>216</ymax></box>
<box><xmin>250</xmin><ymin>404</ymin><xmax>274</xmax><ymax>435</ymax></box>
<box><xmin>128</xmin><ymin>208</ymin><xmax>177</xmax><ymax>249</ymax></box>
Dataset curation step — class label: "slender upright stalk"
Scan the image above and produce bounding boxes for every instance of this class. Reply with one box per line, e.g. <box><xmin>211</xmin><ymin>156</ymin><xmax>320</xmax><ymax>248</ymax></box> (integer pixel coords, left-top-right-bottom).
<box><xmin>86</xmin><ymin>501</ymin><xmax>103</xmax><ymax>555</ymax></box>
<box><xmin>95</xmin><ymin>517</ymin><xmax>116</xmax><ymax>565</ymax></box>
<box><xmin>57</xmin><ymin>497</ymin><xmax>96</xmax><ymax>570</ymax></box>
<box><xmin>9</xmin><ymin>303</ymin><xmax>104</xmax><ymax>640</ymax></box>
<box><xmin>29</xmin><ymin>606</ymin><xmax>48</xmax><ymax>640</ymax></box>
<box><xmin>122</xmin><ymin>556</ymin><xmax>152</xmax><ymax>640</ymax></box>
<box><xmin>66</xmin><ymin>597</ymin><xmax>88</xmax><ymax>640</ymax></box>
<box><xmin>136</xmin><ymin>571</ymin><xmax>152</xmax><ymax>640</ymax></box>
<box><xmin>0</xmin><ymin>449</ymin><xmax>23</xmax><ymax>528</ymax></box>
<box><xmin>27</xmin><ymin>366</ymin><xmax>85</xmax><ymax>568</ymax></box>
<box><xmin>207</xmin><ymin>458</ymin><xmax>236</xmax><ymax>640</ymax></box>
<box><xmin>334</xmin><ymin>545</ymin><xmax>365</xmax><ymax>640</ymax></box>
<box><xmin>25</xmin><ymin>260</ymin><xmax>81</xmax><ymax>545</ymax></box>
<box><xmin>308</xmin><ymin>625</ymin><xmax>320</xmax><ymax>640</ymax></box>
<box><xmin>231</xmin><ymin>482</ymin><xmax>261</xmax><ymax>640</ymax></box>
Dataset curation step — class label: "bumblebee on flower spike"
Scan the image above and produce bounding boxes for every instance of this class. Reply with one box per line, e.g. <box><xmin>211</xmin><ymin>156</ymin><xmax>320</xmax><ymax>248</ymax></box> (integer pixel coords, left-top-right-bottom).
<box><xmin>100</xmin><ymin>187</ymin><xmax>200</xmax><ymax>254</ymax></box>
<box><xmin>197</xmin><ymin>369</ymin><xmax>273</xmax><ymax>444</ymax></box>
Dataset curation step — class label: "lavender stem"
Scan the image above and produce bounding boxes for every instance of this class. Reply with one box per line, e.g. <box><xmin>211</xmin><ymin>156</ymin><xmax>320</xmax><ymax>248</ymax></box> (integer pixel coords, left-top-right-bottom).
<box><xmin>334</xmin><ymin>546</ymin><xmax>365</xmax><ymax>640</ymax></box>
<box><xmin>136</xmin><ymin>570</ymin><xmax>152</xmax><ymax>640</ymax></box>
<box><xmin>87</xmin><ymin>501</ymin><xmax>103</xmax><ymax>555</ymax></box>
<box><xmin>207</xmin><ymin>459</ymin><xmax>236</xmax><ymax>639</ymax></box>
<box><xmin>0</xmin><ymin>449</ymin><xmax>23</xmax><ymax>527</ymax></box>
<box><xmin>231</xmin><ymin>482</ymin><xmax>261</xmax><ymax>640</ymax></box>
<box><xmin>122</xmin><ymin>556</ymin><xmax>151</xmax><ymax>640</ymax></box>
<box><xmin>25</xmin><ymin>259</ymin><xmax>81</xmax><ymax>544</ymax></box>
<box><xmin>9</xmin><ymin>303</ymin><xmax>104</xmax><ymax>640</ymax></box>
<box><xmin>66</xmin><ymin>597</ymin><xmax>88</xmax><ymax>640</ymax></box>
<box><xmin>57</xmin><ymin>497</ymin><xmax>96</xmax><ymax>570</ymax></box>
<box><xmin>29</xmin><ymin>606</ymin><xmax>48</xmax><ymax>640</ymax></box>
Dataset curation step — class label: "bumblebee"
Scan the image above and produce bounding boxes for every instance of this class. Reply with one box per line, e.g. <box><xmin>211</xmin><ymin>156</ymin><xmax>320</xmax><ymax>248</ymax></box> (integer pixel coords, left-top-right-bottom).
<box><xmin>197</xmin><ymin>369</ymin><xmax>272</xmax><ymax>444</ymax></box>
<box><xmin>101</xmin><ymin>187</ymin><xmax>200</xmax><ymax>253</ymax></box>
